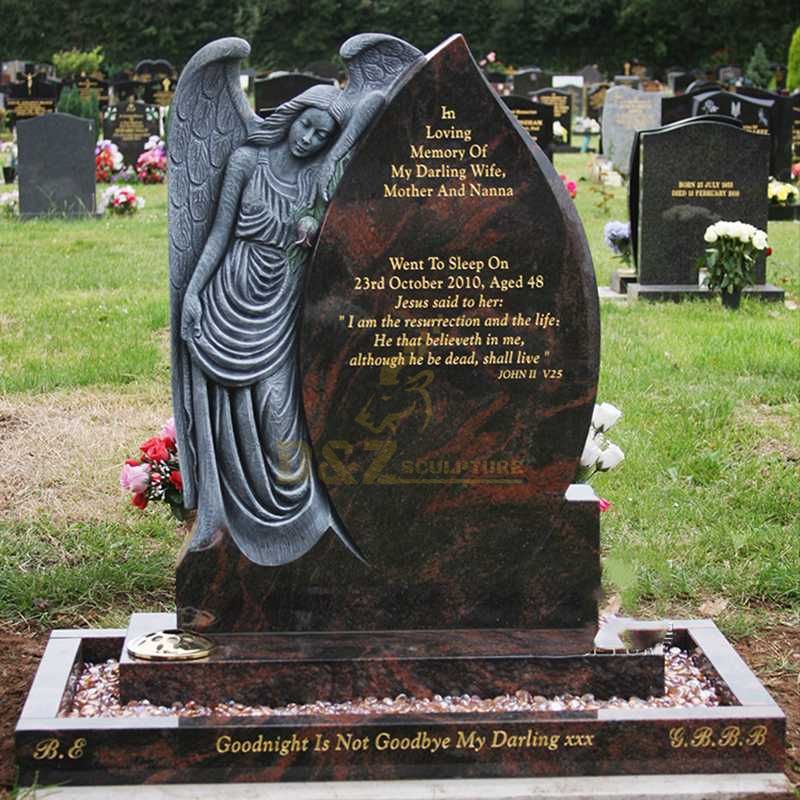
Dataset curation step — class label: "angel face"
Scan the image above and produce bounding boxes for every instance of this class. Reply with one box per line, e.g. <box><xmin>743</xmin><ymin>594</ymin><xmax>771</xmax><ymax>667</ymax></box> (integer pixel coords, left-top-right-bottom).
<box><xmin>288</xmin><ymin>108</ymin><xmax>338</xmax><ymax>159</ymax></box>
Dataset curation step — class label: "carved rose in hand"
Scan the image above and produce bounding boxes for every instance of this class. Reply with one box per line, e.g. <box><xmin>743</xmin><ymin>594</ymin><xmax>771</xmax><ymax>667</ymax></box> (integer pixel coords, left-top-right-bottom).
<box><xmin>295</xmin><ymin>215</ymin><xmax>320</xmax><ymax>248</ymax></box>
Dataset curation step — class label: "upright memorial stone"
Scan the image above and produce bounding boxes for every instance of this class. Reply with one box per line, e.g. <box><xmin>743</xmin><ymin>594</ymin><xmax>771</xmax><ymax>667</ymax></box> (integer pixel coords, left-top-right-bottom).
<box><xmin>793</xmin><ymin>94</ymin><xmax>800</xmax><ymax>161</ymax></box>
<box><xmin>103</xmin><ymin>98</ymin><xmax>159</xmax><ymax>167</ymax></box>
<box><xmin>735</xmin><ymin>85</ymin><xmax>794</xmax><ymax>181</ymax></box>
<box><xmin>601</xmin><ymin>86</ymin><xmax>661</xmax><ymax>175</ymax></box>
<box><xmin>628</xmin><ymin>118</ymin><xmax>783</xmax><ymax>302</ymax></box>
<box><xmin>6</xmin><ymin>72</ymin><xmax>59</xmax><ymax>125</ymax></box>
<box><xmin>502</xmin><ymin>95</ymin><xmax>553</xmax><ymax>160</ymax></box>
<box><xmin>531</xmin><ymin>87</ymin><xmax>574</xmax><ymax>149</ymax></box>
<box><xmin>513</xmin><ymin>68</ymin><xmax>551</xmax><ymax>95</ymax></box>
<box><xmin>253</xmin><ymin>72</ymin><xmax>336</xmax><ymax>116</ymax></box>
<box><xmin>17</xmin><ymin>112</ymin><xmax>95</xmax><ymax>218</ymax></box>
<box><xmin>172</xmin><ymin>34</ymin><xmax>601</xmax><ymax>643</ymax></box>
<box><xmin>586</xmin><ymin>82</ymin><xmax>609</xmax><ymax>121</ymax></box>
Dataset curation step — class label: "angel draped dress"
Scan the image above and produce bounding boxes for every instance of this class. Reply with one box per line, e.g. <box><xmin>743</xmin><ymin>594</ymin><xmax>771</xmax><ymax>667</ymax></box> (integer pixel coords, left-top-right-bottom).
<box><xmin>185</xmin><ymin>147</ymin><xmax>346</xmax><ymax>566</ymax></box>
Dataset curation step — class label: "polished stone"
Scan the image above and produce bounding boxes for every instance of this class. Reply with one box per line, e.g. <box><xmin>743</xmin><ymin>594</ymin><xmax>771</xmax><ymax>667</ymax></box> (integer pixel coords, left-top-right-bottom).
<box><xmin>17</xmin><ymin>112</ymin><xmax>95</xmax><ymax>218</ymax></box>
<box><xmin>103</xmin><ymin>99</ymin><xmax>159</xmax><ymax>167</ymax></box>
<box><xmin>254</xmin><ymin>72</ymin><xmax>336</xmax><ymax>115</ymax></box>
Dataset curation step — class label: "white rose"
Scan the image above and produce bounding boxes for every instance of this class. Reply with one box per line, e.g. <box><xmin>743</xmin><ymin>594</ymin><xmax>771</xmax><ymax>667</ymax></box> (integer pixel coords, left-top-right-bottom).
<box><xmin>597</xmin><ymin>443</ymin><xmax>625</xmax><ymax>471</ymax></box>
<box><xmin>715</xmin><ymin>221</ymin><xmax>731</xmax><ymax>238</ymax></box>
<box><xmin>751</xmin><ymin>230</ymin><xmax>768</xmax><ymax>251</ymax></box>
<box><xmin>592</xmin><ymin>402</ymin><xmax>623</xmax><ymax>433</ymax></box>
<box><xmin>580</xmin><ymin>433</ymin><xmax>602</xmax><ymax>468</ymax></box>
<box><xmin>704</xmin><ymin>226</ymin><xmax>718</xmax><ymax>243</ymax></box>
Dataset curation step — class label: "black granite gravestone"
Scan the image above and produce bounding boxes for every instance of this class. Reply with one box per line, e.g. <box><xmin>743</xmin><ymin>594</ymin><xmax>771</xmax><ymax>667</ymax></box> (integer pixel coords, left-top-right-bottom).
<box><xmin>6</xmin><ymin>72</ymin><xmax>60</xmax><ymax>125</ymax></box>
<box><xmin>103</xmin><ymin>99</ymin><xmax>159</xmax><ymax>167</ymax></box>
<box><xmin>627</xmin><ymin>117</ymin><xmax>782</xmax><ymax>302</ymax></box>
<box><xmin>17</xmin><ymin>112</ymin><xmax>95</xmax><ymax>218</ymax></box>
<box><xmin>735</xmin><ymin>86</ymin><xmax>793</xmax><ymax>181</ymax></box>
<box><xmin>254</xmin><ymin>72</ymin><xmax>336</xmax><ymax>116</ymax></box>
<box><xmin>531</xmin><ymin>88</ymin><xmax>573</xmax><ymax>149</ymax></box>
<box><xmin>513</xmin><ymin>68</ymin><xmax>551</xmax><ymax>95</ymax></box>
<box><xmin>66</xmin><ymin>72</ymin><xmax>109</xmax><ymax>111</ymax></box>
<box><xmin>133</xmin><ymin>58</ymin><xmax>177</xmax><ymax>105</ymax></box>
<box><xmin>502</xmin><ymin>95</ymin><xmax>554</xmax><ymax>160</ymax></box>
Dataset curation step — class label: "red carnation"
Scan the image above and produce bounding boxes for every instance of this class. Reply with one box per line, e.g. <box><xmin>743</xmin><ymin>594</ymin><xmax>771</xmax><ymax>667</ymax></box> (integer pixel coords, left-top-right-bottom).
<box><xmin>131</xmin><ymin>492</ymin><xmax>148</xmax><ymax>509</ymax></box>
<box><xmin>766</xmin><ymin>247</ymin><xmax>773</xmax><ymax>257</ymax></box>
<box><xmin>169</xmin><ymin>471</ymin><xmax>183</xmax><ymax>492</ymax></box>
<box><xmin>140</xmin><ymin>436</ymin><xmax>170</xmax><ymax>462</ymax></box>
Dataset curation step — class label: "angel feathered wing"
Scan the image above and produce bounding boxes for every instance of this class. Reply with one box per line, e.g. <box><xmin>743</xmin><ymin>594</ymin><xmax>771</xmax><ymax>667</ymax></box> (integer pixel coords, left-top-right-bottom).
<box><xmin>168</xmin><ymin>37</ymin><xmax>260</xmax><ymax>507</ymax></box>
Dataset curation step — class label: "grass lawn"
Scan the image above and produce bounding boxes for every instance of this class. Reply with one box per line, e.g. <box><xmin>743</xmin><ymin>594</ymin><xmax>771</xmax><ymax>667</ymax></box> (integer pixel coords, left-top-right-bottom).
<box><xmin>0</xmin><ymin>156</ymin><xmax>798</xmax><ymax>634</ymax></box>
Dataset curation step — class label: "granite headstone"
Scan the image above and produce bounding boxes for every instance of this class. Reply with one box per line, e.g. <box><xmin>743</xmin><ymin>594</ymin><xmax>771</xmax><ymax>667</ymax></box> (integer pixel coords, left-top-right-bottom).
<box><xmin>103</xmin><ymin>98</ymin><xmax>159</xmax><ymax>167</ymax></box>
<box><xmin>629</xmin><ymin>118</ymin><xmax>781</xmax><ymax>301</ymax></box>
<box><xmin>513</xmin><ymin>68</ymin><xmax>551</xmax><ymax>95</ymax></box>
<box><xmin>502</xmin><ymin>95</ymin><xmax>554</xmax><ymax>160</ymax></box>
<box><xmin>601</xmin><ymin>86</ymin><xmax>661</xmax><ymax>175</ymax></box>
<box><xmin>6</xmin><ymin>72</ymin><xmax>59</xmax><ymax>125</ymax></box>
<box><xmin>17</xmin><ymin>112</ymin><xmax>95</xmax><ymax>217</ymax></box>
<box><xmin>254</xmin><ymin>72</ymin><xmax>336</xmax><ymax>116</ymax></box>
<box><xmin>177</xmin><ymin>35</ymin><xmax>601</xmax><ymax>640</ymax></box>
<box><xmin>586</xmin><ymin>83</ymin><xmax>609</xmax><ymax>121</ymax></box>
<box><xmin>735</xmin><ymin>85</ymin><xmax>793</xmax><ymax>180</ymax></box>
<box><xmin>531</xmin><ymin>88</ymin><xmax>573</xmax><ymax>148</ymax></box>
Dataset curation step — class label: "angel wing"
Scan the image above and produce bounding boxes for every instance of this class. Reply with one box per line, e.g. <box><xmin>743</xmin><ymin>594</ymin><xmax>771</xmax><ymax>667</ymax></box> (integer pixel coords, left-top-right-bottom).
<box><xmin>319</xmin><ymin>34</ymin><xmax>424</xmax><ymax>199</ymax></box>
<box><xmin>168</xmin><ymin>37</ymin><xmax>260</xmax><ymax>507</ymax></box>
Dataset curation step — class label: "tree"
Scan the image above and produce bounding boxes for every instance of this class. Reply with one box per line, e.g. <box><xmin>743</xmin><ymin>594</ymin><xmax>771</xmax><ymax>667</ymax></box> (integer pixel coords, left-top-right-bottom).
<box><xmin>746</xmin><ymin>42</ymin><xmax>772</xmax><ymax>87</ymax></box>
<box><xmin>787</xmin><ymin>25</ymin><xmax>800</xmax><ymax>91</ymax></box>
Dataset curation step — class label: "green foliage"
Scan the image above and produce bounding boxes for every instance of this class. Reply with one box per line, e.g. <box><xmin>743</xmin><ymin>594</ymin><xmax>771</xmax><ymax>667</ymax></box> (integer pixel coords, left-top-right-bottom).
<box><xmin>0</xmin><ymin>0</ymin><xmax>797</xmax><ymax>76</ymax></box>
<box><xmin>56</xmin><ymin>85</ymin><xmax>81</xmax><ymax>116</ymax></box>
<box><xmin>52</xmin><ymin>46</ymin><xmax>104</xmax><ymax>77</ymax></box>
<box><xmin>787</xmin><ymin>25</ymin><xmax>800</xmax><ymax>91</ymax></box>
<box><xmin>745</xmin><ymin>41</ymin><xmax>772</xmax><ymax>87</ymax></box>
<box><xmin>56</xmin><ymin>86</ymin><xmax>101</xmax><ymax>135</ymax></box>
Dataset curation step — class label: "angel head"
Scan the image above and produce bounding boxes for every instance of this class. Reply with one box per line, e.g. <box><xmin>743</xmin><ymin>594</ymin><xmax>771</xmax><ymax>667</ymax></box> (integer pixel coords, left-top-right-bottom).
<box><xmin>247</xmin><ymin>84</ymin><xmax>345</xmax><ymax>160</ymax></box>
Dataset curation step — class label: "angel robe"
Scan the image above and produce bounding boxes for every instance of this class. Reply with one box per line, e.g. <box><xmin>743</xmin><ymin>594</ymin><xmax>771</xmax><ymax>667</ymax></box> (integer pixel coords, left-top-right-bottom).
<box><xmin>186</xmin><ymin>148</ymin><xmax>345</xmax><ymax>566</ymax></box>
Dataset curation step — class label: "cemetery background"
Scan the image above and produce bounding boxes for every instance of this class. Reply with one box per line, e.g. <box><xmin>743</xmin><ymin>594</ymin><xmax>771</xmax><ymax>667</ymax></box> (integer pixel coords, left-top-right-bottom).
<box><xmin>0</xmin><ymin>11</ymin><xmax>799</xmax><ymax>795</ymax></box>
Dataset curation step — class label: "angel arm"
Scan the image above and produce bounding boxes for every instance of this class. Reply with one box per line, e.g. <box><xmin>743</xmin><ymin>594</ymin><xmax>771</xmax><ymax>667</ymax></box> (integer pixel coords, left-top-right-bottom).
<box><xmin>319</xmin><ymin>91</ymin><xmax>385</xmax><ymax>201</ymax></box>
<box><xmin>181</xmin><ymin>145</ymin><xmax>258</xmax><ymax>340</ymax></box>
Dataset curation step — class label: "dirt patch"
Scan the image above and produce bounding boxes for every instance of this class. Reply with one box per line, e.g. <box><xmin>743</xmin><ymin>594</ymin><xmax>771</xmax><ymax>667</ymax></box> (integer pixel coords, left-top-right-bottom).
<box><xmin>0</xmin><ymin>624</ymin><xmax>797</xmax><ymax>792</ymax></box>
<box><xmin>736</xmin><ymin>625</ymin><xmax>800</xmax><ymax>788</ymax></box>
<box><xmin>0</xmin><ymin>386</ymin><xmax>172</xmax><ymax>523</ymax></box>
<box><xmin>0</xmin><ymin>626</ymin><xmax>46</xmax><ymax>792</ymax></box>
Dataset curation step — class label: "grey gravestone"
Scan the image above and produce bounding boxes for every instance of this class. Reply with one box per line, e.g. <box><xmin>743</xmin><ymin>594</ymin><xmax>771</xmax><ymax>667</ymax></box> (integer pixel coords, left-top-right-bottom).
<box><xmin>103</xmin><ymin>99</ymin><xmax>159</xmax><ymax>167</ymax></box>
<box><xmin>531</xmin><ymin>88</ymin><xmax>573</xmax><ymax>148</ymax></box>
<box><xmin>578</xmin><ymin>64</ymin><xmax>603</xmax><ymax>85</ymax></box>
<box><xmin>254</xmin><ymin>72</ymin><xmax>336</xmax><ymax>116</ymax></box>
<box><xmin>629</xmin><ymin>118</ymin><xmax>782</xmax><ymax>302</ymax></box>
<box><xmin>601</xmin><ymin>86</ymin><xmax>661</xmax><ymax>175</ymax></box>
<box><xmin>17</xmin><ymin>112</ymin><xmax>95</xmax><ymax>218</ymax></box>
<box><xmin>502</xmin><ymin>95</ymin><xmax>554</xmax><ymax>160</ymax></box>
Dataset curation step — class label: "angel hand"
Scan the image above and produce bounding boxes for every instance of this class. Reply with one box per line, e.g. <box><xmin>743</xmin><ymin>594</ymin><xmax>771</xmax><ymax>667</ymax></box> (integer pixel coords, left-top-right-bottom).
<box><xmin>181</xmin><ymin>292</ymin><xmax>203</xmax><ymax>341</ymax></box>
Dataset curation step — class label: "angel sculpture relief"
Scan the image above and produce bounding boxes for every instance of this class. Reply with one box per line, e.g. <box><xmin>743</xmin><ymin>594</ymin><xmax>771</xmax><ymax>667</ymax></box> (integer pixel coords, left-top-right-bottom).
<box><xmin>168</xmin><ymin>35</ymin><xmax>422</xmax><ymax>567</ymax></box>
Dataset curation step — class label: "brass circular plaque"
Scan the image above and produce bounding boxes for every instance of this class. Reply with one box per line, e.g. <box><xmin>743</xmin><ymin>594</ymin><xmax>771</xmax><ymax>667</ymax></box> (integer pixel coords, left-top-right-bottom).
<box><xmin>127</xmin><ymin>629</ymin><xmax>214</xmax><ymax>661</ymax></box>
